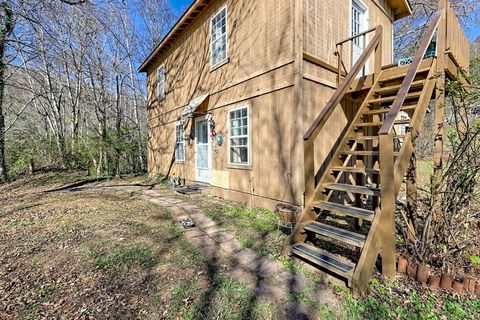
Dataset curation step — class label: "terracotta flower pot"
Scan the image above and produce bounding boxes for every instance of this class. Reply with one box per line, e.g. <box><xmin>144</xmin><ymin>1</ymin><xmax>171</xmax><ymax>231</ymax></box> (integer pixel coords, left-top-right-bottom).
<box><xmin>417</xmin><ymin>265</ymin><xmax>430</xmax><ymax>284</ymax></box>
<box><xmin>452</xmin><ymin>281</ymin><xmax>464</xmax><ymax>293</ymax></box>
<box><xmin>407</xmin><ymin>264</ymin><xmax>417</xmax><ymax>279</ymax></box>
<box><xmin>428</xmin><ymin>275</ymin><xmax>441</xmax><ymax>289</ymax></box>
<box><xmin>398</xmin><ymin>256</ymin><xmax>408</xmax><ymax>274</ymax></box>
<box><xmin>440</xmin><ymin>274</ymin><xmax>453</xmax><ymax>290</ymax></box>
<box><xmin>463</xmin><ymin>277</ymin><xmax>475</xmax><ymax>295</ymax></box>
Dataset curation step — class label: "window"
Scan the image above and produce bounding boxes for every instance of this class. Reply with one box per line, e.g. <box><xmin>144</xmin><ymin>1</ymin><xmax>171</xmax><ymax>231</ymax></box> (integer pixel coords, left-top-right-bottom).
<box><xmin>175</xmin><ymin>123</ymin><xmax>185</xmax><ymax>161</ymax></box>
<box><xmin>399</xmin><ymin>114</ymin><xmax>408</xmax><ymax>135</ymax></box>
<box><xmin>157</xmin><ymin>65</ymin><xmax>165</xmax><ymax>100</ymax></box>
<box><xmin>210</xmin><ymin>6</ymin><xmax>228</xmax><ymax>67</ymax></box>
<box><xmin>229</xmin><ymin>107</ymin><xmax>249</xmax><ymax>165</ymax></box>
<box><xmin>351</xmin><ymin>0</ymin><xmax>367</xmax><ymax>47</ymax></box>
<box><xmin>351</xmin><ymin>3</ymin><xmax>362</xmax><ymax>47</ymax></box>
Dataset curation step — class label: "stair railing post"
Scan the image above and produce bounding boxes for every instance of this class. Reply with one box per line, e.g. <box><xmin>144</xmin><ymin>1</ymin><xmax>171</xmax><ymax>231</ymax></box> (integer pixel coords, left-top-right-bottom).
<box><xmin>304</xmin><ymin>139</ymin><xmax>315</xmax><ymax>207</ymax></box>
<box><xmin>374</xmin><ymin>26</ymin><xmax>383</xmax><ymax>82</ymax></box>
<box><xmin>336</xmin><ymin>44</ymin><xmax>343</xmax><ymax>85</ymax></box>
<box><xmin>379</xmin><ymin>132</ymin><xmax>396</xmax><ymax>277</ymax></box>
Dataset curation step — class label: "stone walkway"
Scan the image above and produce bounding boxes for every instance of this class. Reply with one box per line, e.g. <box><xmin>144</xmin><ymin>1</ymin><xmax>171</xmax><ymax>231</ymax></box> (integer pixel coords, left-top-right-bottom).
<box><xmin>135</xmin><ymin>188</ymin><xmax>338</xmax><ymax>319</ymax></box>
<box><xmin>67</xmin><ymin>183</ymin><xmax>338</xmax><ymax>318</ymax></box>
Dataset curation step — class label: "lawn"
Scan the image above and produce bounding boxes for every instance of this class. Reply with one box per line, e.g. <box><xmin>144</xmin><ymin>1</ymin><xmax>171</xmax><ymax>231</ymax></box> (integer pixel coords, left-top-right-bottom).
<box><xmin>1</xmin><ymin>172</ymin><xmax>478</xmax><ymax>320</ymax></box>
<box><xmin>0</xmin><ymin>173</ymin><xmax>283</xmax><ymax>319</ymax></box>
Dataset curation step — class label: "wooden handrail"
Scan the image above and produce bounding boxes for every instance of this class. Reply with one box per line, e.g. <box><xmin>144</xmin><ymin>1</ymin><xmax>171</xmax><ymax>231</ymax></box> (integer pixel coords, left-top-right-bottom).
<box><xmin>335</xmin><ymin>26</ymin><xmax>379</xmax><ymax>46</ymax></box>
<box><xmin>379</xmin><ymin>9</ymin><xmax>443</xmax><ymax>135</ymax></box>
<box><xmin>304</xmin><ymin>25</ymin><xmax>383</xmax><ymax>141</ymax></box>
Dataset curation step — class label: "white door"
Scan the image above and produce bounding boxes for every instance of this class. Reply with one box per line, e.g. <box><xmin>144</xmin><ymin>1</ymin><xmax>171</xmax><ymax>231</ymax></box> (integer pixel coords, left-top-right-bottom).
<box><xmin>195</xmin><ymin>117</ymin><xmax>211</xmax><ymax>183</ymax></box>
<box><xmin>352</xmin><ymin>0</ymin><xmax>368</xmax><ymax>74</ymax></box>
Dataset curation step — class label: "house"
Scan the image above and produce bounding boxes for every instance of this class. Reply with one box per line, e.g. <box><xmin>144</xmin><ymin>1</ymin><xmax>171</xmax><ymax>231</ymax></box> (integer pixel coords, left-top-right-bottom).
<box><xmin>139</xmin><ymin>0</ymin><xmax>470</xmax><ymax>293</ymax></box>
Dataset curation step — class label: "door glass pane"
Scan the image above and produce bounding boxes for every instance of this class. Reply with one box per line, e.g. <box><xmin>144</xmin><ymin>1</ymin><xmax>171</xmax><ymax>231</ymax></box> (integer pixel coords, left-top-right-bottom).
<box><xmin>197</xmin><ymin>145</ymin><xmax>208</xmax><ymax>169</ymax></box>
<box><xmin>197</xmin><ymin>120</ymin><xmax>208</xmax><ymax>144</ymax></box>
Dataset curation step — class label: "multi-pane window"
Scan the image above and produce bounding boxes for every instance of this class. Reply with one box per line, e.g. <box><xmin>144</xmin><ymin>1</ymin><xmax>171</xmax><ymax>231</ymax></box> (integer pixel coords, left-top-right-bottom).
<box><xmin>352</xmin><ymin>4</ymin><xmax>361</xmax><ymax>46</ymax></box>
<box><xmin>211</xmin><ymin>6</ymin><xmax>228</xmax><ymax>67</ymax></box>
<box><xmin>399</xmin><ymin>114</ymin><xmax>408</xmax><ymax>135</ymax></box>
<box><xmin>175</xmin><ymin>123</ymin><xmax>185</xmax><ymax>161</ymax></box>
<box><xmin>229</xmin><ymin>107</ymin><xmax>249</xmax><ymax>165</ymax></box>
<box><xmin>157</xmin><ymin>66</ymin><xmax>165</xmax><ymax>100</ymax></box>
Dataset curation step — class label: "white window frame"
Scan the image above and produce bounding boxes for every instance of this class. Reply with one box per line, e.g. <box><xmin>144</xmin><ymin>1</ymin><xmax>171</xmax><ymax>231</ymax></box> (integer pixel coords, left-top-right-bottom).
<box><xmin>350</xmin><ymin>0</ymin><xmax>369</xmax><ymax>74</ymax></box>
<box><xmin>157</xmin><ymin>65</ymin><xmax>165</xmax><ymax>101</ymax></box>
<box><xmin>210</xmin><ymin>5</ymin><xmax>228</xmax><ymax>68</ymax></box>
<box><xmin>399</xmin><ymin>114</ymin><xmax>408</xmax><ymax>135</ymax></box>
<box><xmin>175</xmin><ymin>122</ymin><xmax>185</xmax><ymax>162</ymax></box>
<box><xmin>228</xmin><ymin>105</ymin><xmax>250</xmax><ymax>166</ymax></box>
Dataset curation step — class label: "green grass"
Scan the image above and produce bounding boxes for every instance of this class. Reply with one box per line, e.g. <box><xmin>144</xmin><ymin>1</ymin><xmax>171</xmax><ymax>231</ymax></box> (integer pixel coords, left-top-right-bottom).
<box><xmin>167</xmin><ymin>276</ymin><xmax>280</xmax><ymax>320</ymax></box>
<box><xmin>205</xmin><ymin>203</ymin><xmax>278</xmax><ymax>232</ymax></box>
<box><xmin>320</xmin><ymin>278</ymin><xmax>480</xmax><ymax>320</ymax></box>
<box><xmin>89</xmin><ymin>243</ymin><xmax>156</xmax><ymax>271</ymax></box>
<box><xmin>202</xmin><ymin>201</ymin><xmax>287</xmax><ymax>260</ymax></box>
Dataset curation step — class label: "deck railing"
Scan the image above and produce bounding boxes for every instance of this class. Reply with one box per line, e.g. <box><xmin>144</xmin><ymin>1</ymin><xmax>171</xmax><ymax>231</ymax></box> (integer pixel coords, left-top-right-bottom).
<box><xmin>446</xmin><ymin>1</ymin><xmax>470</xmax><ymax>71</ymax></box>
<box><xmin>334</xmin><ymin>27</ymin><xmax>381</xmax><ymax>84</ymax></box>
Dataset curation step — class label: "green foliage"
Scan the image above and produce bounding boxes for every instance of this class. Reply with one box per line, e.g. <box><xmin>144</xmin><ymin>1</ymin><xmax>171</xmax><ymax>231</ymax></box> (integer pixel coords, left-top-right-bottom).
<box><xmin>5</xmin><ymin>124</ymin><xmax>146</xmax><ymax>178</ymax></box>
<box><xmin>323</xmin><ymin>279</ymin><xmax>480</xmax><ymax>320</ymax></box>
<box><xmin>469</xmin><ymin>255</ymin><xmax>480</xmax><ymax>264</ymax></box>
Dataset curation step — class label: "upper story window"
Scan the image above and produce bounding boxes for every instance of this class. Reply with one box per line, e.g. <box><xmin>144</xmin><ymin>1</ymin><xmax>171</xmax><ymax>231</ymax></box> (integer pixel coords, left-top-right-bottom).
<box><xmin>399</xmin><ymin>114</ymin><xmax>408</xmax><ymax>135</ymax></box>
<box><xmin>210</xmin><ymin>6</ymin><xmax>228</xmax><ymax>67</ymax></box>
<box><xmin>175</xmin><ymin>123</ymin><xmax>185</xmax><ymax>161</ymax></box>
<box><xmin>351</xmin><ymin>0</ymin><xmax>367</xmax><ymax>47</ymax></box>
<box><xmin>157</xmin><ymin>65</ymin><xmax>165</xmax><ymax>100</ymax></box>
<box><xmin>229</xmin><ymin>106</ymin><xmax>249</xmax><ymax>165</ymax></box>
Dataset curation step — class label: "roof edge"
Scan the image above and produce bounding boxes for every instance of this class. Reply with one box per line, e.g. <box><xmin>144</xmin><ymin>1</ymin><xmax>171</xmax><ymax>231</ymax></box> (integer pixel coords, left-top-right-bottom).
<box><xmin>391</xmin><ymin>0</ymin><xmax>412</xmax><ymax>20</ymax></box>
<box><xmin>138</xmin><ymin>0</ymin><xmax>209</xmax><ymax>73</ymax></box>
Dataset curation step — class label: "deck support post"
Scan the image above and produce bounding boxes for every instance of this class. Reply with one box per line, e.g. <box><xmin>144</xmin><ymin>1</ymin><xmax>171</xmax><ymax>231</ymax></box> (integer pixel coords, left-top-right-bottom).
<box><xmin>406</xmin><ymin>150</ymin><xmax>417</xmax><ymax>239</ymax></box>
<box><xmin>433</xmin><ymin>0</ymin><xmax>447</xmax><ymax>223</ymax></box>
<box><xmin>379</xmin><ymin>133</ymin><xmax>396</xmax><ymax>278</ymax></box>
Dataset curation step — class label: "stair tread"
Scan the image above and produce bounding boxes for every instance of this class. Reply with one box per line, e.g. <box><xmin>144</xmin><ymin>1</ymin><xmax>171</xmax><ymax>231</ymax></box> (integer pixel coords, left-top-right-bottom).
<box><xmin>369</xmin><ymin>92</ymin><xmax>421</xmax><ymax>105</ymax></box>
<box><xmin>375</xmin><ymin>80</ymin><xmax>425</xmax><ymax>95</ymax></box>
<box><xmin>291</xmin><ymin>243</ymin><xmax>355</xmax><ymax>278</ymax></box>
<box><xmin>332</xmin><ymin>166</ymin><xmax>380</xmax><ymax>174</ymax></box>
<box><xmin>340</xmin><ymin>150</ymin><xmax>399</xmax><ymax>156</ymax></box>
<box><xmin>379</xmin><ymin>65</ymin><xmax>431</xmax><ymax>83</ymax></box>
<box><xmin>323</xmin><ymin>183</ymin><xmax>381</xmax><ymax>196</ymax></box>
<box><xmin>312</xmin><ymin>200</ymin><xmax>375</xmax><ymax>221</ymax></box>
<box><xmin>348</xmin><ymin>135</ymin><xmax>404</xmax><ymax>141</ymax></box>
<box><xmin>304</xmin><ymin>221</ymin><xmax>366</xmax><ymax>247</ymax></box>
<box><xmin>355</xmin><ymin>119</ymin><xmax>410</xmax><ymax>127</ymax></box>
<box><xmin>362</xmin><ymin>105</ymin><xmax>416</xmax><ymax>115</ymax></box>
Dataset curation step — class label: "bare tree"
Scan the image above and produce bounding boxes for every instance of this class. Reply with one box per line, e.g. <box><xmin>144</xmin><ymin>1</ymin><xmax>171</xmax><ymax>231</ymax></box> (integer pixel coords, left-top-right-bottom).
<box><xmin>0</xmin><ymin>1</ymin><xmax>14</xmax><ymax>182</ymax></box>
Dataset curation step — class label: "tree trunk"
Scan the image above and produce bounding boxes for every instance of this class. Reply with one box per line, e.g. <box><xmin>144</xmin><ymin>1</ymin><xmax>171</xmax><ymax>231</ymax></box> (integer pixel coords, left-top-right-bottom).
<box><xmin>0</xmin><ymin>1</ymin><xmax>14</xmax><ymax>183</ymax></box>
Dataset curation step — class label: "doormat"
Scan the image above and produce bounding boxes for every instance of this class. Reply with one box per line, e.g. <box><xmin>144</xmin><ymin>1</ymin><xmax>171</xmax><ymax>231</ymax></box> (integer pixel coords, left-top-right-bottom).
<box><xmin>174</xmin><ymin>187</ymin><xmax>201</xmax><ymax>195</ymax></box>
<box><xmin>173</xmin><ymin>184</ymin><xmax>209</xmax><ymax>195</ymax></box>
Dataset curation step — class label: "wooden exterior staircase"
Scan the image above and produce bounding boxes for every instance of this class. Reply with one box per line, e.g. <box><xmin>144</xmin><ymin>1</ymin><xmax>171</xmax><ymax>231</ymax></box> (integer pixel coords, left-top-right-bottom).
<box><xmin>291</xmin><ymin>2</ymin><xmax>469</xmax><ymax>294</ymax></box>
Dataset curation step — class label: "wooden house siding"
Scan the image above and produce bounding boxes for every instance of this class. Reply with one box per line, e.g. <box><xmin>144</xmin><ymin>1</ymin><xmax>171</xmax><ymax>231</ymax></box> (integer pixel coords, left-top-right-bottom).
<box><xmin>146</xmin><ymin>0</ymin><xmax>301</xmax><ymax>208</ymax></box>
<box><xmin>144</xmin><ymin>0</ymin><xmax>400</xmax><ymax>210</ymax></box>
<box><xmin>303</xmin><ymin>0</ymin><xmax>394</xmax><ymax>71</ymax></box>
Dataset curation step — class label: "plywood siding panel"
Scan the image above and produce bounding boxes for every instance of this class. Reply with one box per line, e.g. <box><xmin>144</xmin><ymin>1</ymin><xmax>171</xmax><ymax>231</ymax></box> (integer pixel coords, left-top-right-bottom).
<box><xmin>303</xmin><ymin>0</ymin><xmax>394</xmax><ymax>73</ymax></box>
<box><xmin>302</xmin><ymin>80</ymin><xmax>358</xmax><ymax>182</ymax></box>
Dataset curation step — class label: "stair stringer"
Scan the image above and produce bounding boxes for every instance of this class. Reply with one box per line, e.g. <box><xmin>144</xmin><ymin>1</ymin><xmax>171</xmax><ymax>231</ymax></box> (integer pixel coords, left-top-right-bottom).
<box><xmin>392</xmin><ymin>60</ymin><xmax>438</xmax><ymax>195</ymax></box>
<box><xmin>291</xmin><ymin>73</ymin><xmax>385</xmax><ymax>245</ymax></box>
<box><xmin>351</xmin><ymin>59</ymin><xmax>438</xmax><ymax>294</ymax></box>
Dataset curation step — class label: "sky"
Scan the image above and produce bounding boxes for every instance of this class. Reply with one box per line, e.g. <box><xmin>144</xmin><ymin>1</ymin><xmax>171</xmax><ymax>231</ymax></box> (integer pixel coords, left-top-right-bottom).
<box><xmin>168</xmin><ymin>0</ymin><xmax>480</xmax><ymax>42</ymax></box>
<box><xmin>169</xmin><ymin>0</ymin><xmax>193</xmax><ymax>15</ymax></box>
